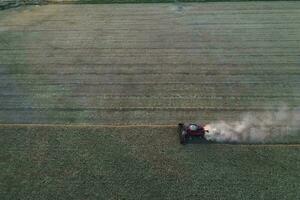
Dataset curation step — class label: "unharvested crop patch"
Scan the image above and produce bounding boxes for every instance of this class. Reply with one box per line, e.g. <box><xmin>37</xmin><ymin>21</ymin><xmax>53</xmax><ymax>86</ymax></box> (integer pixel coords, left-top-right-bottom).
<box><xmin>0</xmin><ymin>125</ymin><xmax>299</xmax><ymax>199</ymax></box>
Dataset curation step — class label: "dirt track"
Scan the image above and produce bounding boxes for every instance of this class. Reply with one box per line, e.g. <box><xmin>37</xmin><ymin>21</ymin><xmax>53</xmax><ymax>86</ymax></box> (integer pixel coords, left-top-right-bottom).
<box><xmin>1</xmin><ymin>2</ymin><xmax>300</xmax><ymax>124</ymax></box>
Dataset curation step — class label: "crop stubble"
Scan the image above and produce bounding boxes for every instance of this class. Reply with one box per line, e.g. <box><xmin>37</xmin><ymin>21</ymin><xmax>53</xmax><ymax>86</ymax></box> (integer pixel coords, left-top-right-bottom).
<box><xmin>0</xmin><ymin>2</ymin><xmax>300</xmax><ymax>124</ymax></box>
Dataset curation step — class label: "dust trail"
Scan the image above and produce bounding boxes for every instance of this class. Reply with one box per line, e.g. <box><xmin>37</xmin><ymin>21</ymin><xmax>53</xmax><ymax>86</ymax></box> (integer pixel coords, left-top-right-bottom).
<box><xmin>204</xmin><ymin>106</ymin><xmax>300</xmax><ymax>143</ymax></box>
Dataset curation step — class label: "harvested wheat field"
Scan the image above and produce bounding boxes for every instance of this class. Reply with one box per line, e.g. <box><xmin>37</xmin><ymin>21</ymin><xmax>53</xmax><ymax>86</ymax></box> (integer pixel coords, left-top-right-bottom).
<box><xmin>0</xmin><ymin>2</ymin><xmax>300</xmax><ymax>199</ymax></box>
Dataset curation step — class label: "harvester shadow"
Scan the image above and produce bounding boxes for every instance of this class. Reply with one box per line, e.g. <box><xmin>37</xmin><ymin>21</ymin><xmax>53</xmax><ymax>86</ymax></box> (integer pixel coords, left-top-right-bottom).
<box><xmin>183</xmin><ymin>137</ymin><xmax>216</xmax><ymax>145</ymax></box>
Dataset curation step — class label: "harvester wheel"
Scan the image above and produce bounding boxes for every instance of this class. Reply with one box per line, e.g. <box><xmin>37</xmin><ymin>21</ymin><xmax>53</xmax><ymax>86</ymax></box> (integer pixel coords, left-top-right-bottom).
<box><xmin>179</xmin><ymin>131</ymin><xmax>187</xmax><ymax>144</ymax></box>
<box><xmin>178</xmin><ymin>123</ymin><xmax>187</xmax><ymax>144</ymax></box>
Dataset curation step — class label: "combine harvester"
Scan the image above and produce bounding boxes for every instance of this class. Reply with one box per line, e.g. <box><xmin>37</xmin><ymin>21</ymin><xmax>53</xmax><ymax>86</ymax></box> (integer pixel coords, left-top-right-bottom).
<box><xmin>178</xmin><ymin>123</ymin><xmax>209</xmax><ymax>144</ymax></box>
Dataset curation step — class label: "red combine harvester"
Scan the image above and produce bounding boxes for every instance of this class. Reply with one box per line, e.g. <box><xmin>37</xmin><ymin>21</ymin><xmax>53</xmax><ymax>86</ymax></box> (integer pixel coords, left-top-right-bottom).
<box><xmin>178</xmin><ymin>123</ymin><xmax>209</xmax><ymax>144</ymax></box>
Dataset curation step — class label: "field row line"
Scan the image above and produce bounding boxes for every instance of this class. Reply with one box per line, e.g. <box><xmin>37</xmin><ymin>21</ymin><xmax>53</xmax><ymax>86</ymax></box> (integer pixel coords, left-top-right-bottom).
<box><xmin>2</xmin><ymin>73</ymin><xmax>300</xmax><ymax>75</ymax></box>
<box><xmin>1</xmin><ymin>47</ymin><xmax>300</xmax><ymax>50</ymax></box>
<box><xmin>1</xmin><ymin>107</ymin><xmax>299</xmax><ymax>111</ymax></box>
<box><xmin>2</xmin><ymin>63</ymin><xmax>299</xmax><ymax>66</ymax></box>
<box><xmin>2</xmin><ymin>39</ymin><xmax>300</xmax><ymax>43</ymax></box>
<box><xmin>1</xmin><ymin>123</ymin><xmax>298</xmax><ymax>129</ymax></box>
<box><xmin>2</xmin><ymin>95</ymin><xmax>300</xmax><ymax>99</ymax></box>
<box><xmin>1</xmin><ymin>82</ymin><xmax>299</xmax><ymax>86</ymax></box>
<box><xmin>4</xmin><ymin>27</ymin><xmax>300</xmax><ymax>32</ymax></box>
<box><xmin>2</xmin><ymin>62</ymin><xmax>299</xmax><ymax>66</ymax></box>
<box><xmin>3</xmin><ymin>53</ymin><xmax>300</xmax><ymax>57</ymax></box>
<box><xmin>0</xmin><ymin>123</ymin><xmax>176</xmax><ymax>128</ymax></box>
<box><xmin>61</xmin><ymin>21</ymin><xmax>300</xmax><ymax>24</ymax></box>
<box><xmin>6</xmin><ymin>9</ymin><xmax>299</xmax><ymax>15</ymax></box>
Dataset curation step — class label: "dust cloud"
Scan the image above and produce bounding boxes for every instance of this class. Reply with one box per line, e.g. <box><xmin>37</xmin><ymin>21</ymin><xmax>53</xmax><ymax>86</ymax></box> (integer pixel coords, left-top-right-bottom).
<box><xmin>204</xmin><ymin>106</ymin><xmax>300</xmax><ymax>143</ymax></box>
